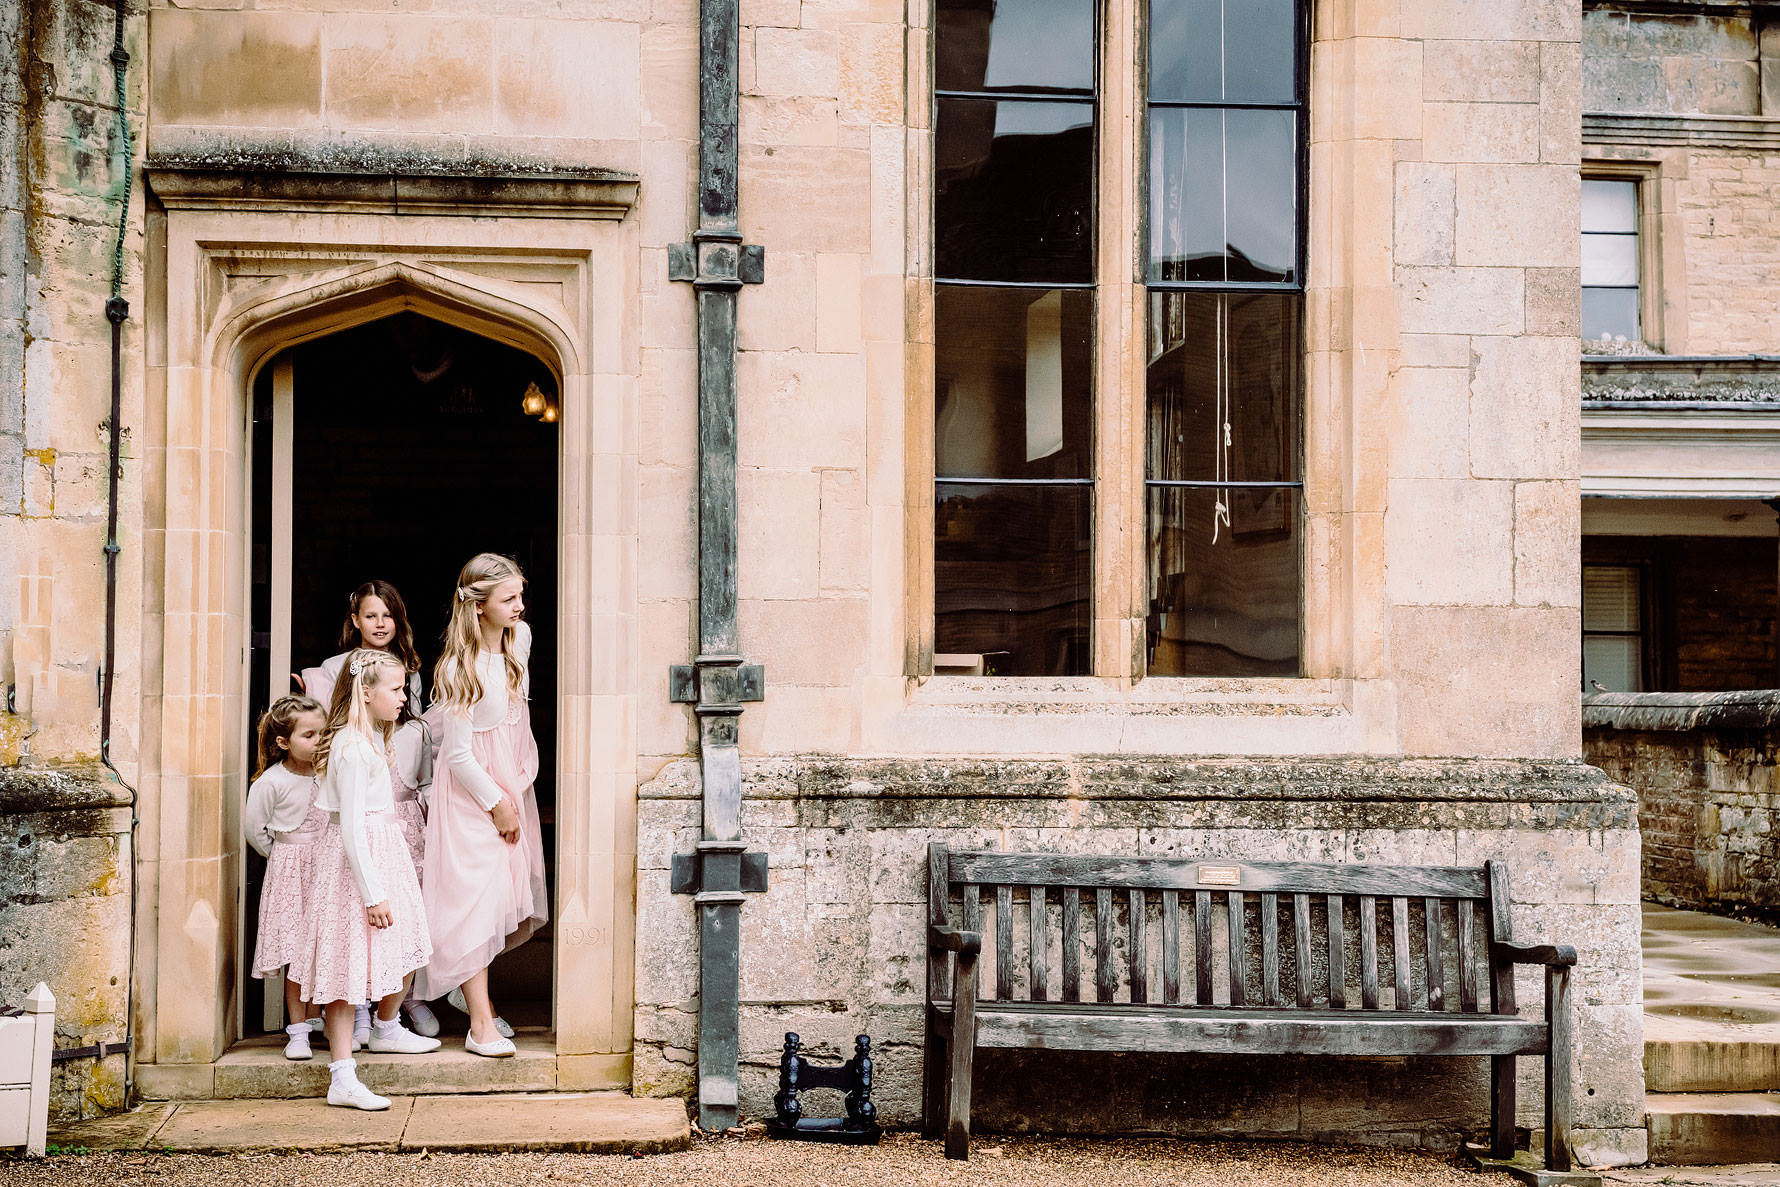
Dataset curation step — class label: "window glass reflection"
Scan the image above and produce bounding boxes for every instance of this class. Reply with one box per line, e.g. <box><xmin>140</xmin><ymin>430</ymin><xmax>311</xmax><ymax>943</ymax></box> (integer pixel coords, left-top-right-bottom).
<box><xmin>1582</xmin><ymin>288</ymin><xmax>1639</xmax><ymax>343</ymax></box>
<box><xmin>1146</xmin><ymin>485</ymin><xmax>1299</xmax><ymax>676</ymax></box>
<box><xmin>1149</xmin><ymin>0</ymin><xmax>1295</xmax><ymax>103</ymax></box>
<box><xmin>937</xmin><ymin>285</ymin><xmax>1094</xmax><ymax>479</ymax></box>
<box><xmin>936</xmin><ymin>482</ymin><xmax>1091</xmax><ymax>675</ymax></box>
<box><xmin>938</xmin><ymin>98</ymin><xmax>1095</xmax><ymax>282</ymax></box>
<box><xmin>1148</xmin><ymin>108</ymin><xmax>1295</xmax><ymax>284</ymax></box>
<box><xmin>937</xmin><ymin>0</ymin><xmax>1095</xmax><ymax>94</ymax></box>
<box><xmin>1146</xmin><ymin>291</ymin><xmax>1300</xmax><ymax>484</ymax></box>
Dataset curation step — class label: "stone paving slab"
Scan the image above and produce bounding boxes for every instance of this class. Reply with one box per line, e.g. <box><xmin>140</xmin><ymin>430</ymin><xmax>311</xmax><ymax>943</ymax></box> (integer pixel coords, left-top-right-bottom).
<box><xmin>154</xmin><ymin>1098</ymin><xmax>416</xmax><ymax>1153</ymax></box>
<box><xmin>44</xmin><ymin>1105</ymin><xmax>176</xmax><ymax>1151</ymax></box>
<box><xmin>401</xmin><ymin>1093</ymin><xmax>688</xmax><ymax>1153</ymax></box>
<box><xmin>47</xmin><ymin>1093</ymin><xmax>688</xmax><ymax>1156</ymax></box>
<box><xmin>1606</xmin><ymin>1166</ymin><xmax>1780</xmax><ymax>1187</ymax></box>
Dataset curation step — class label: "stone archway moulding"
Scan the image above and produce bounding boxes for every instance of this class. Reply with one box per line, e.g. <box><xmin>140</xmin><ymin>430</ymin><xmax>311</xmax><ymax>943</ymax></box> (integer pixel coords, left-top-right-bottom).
<box><xmin>136</xmin><ymin>198</ymin><xmax>640</xmax><ymax>1096</ymax></box>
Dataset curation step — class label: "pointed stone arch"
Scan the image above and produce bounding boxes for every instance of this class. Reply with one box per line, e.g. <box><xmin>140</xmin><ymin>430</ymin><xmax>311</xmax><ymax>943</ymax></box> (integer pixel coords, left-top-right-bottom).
<box><xmin>136</xmin><ymin>208</ymin><xmax>638</xmax><ymax>1095</ymax></box>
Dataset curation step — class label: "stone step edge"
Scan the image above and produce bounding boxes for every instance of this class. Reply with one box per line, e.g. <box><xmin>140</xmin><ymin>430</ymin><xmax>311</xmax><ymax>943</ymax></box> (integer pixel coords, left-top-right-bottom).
<box><xmin>1645</xmin><ymin>1038</ymin><xmax>1780</xmax><ymax>1093</ymax></box>
<box><xmin>1646</xmin><ymin>1092</ymin><xmax>1780</xmax><ymax>1167</ymax></box>
<box><xmin>136</xmin><ymin>1050</ymin><xmax>630</xmax><ymax>1101</ymax></box>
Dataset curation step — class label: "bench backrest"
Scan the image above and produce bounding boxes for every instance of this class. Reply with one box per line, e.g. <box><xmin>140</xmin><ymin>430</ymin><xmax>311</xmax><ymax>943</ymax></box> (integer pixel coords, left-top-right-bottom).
<box><xmin>928</xmin><ymin>847</ymin><xmax>1516</xmax><ymax>1015</ymax></box>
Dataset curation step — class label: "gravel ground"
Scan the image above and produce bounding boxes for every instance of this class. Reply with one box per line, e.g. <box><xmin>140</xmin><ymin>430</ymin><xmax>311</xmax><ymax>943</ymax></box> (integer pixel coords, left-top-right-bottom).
<box><xmin>0</xmin><ymin>1133</ymin><xmax>1512</xmax><ymax>1187</ymax></box>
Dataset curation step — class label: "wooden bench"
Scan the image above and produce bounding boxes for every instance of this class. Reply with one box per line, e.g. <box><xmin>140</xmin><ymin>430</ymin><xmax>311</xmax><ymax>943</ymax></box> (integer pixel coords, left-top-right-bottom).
<box><xmin>923</xmin><ymin>846</ymin><xmax>1579</xmax><ymax>1169</ymax></box>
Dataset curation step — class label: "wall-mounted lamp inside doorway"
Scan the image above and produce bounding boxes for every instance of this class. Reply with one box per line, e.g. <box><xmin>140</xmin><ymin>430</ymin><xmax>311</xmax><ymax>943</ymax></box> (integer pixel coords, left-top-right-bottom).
<box><xmin>521</xmin><ymin>381</ymin><xmax>560</xmax><ymax>424</ymax></box>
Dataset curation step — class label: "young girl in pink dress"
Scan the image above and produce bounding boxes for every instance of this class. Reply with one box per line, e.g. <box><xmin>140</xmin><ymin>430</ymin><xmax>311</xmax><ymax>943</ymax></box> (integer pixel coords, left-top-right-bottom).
<box><xmin>244</xmin><ymin>694</ymin><xmax>328</xmax><ymax>1060</ymax></box>
<box><xmin>413</xmin><ymin>553</ymin><xmax>547</xmax><ymax>1058</ymax></box>
<box><xmin>291</xmin><ymin>649</ymin><xmax>442</xmax><ymax>1111</ymax></box>
<box><xmin>295</xmin><ymin>579</ymin><xmax>426</xmax><ymax>713</ymax></box>
<box><xmin>296</xmin><ymin>580</ymin><xmax>438</xmax><ymax>1040</ymax></box>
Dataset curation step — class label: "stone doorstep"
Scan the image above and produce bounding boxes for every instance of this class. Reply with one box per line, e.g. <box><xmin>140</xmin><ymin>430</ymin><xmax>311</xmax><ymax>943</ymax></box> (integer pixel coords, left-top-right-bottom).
<box><xmin>47</xmin><ymin>1094</ymin><xmax>691</xmax><ymax>1154</ymax></box>
<box><xmin>135</xmin><ymin>1034</ymin><xmax>635</xmax><ymax>1100</ymax></box>
<box><xmin>1646</xmin><ymin>1037</ymin><xmax>1780</xmax><ymax>1093</ymax></box>
<box><xmin>1646</xmin><ymin>1093</ymin><xmax>1780</xmax><ymax>1167</ymax></box>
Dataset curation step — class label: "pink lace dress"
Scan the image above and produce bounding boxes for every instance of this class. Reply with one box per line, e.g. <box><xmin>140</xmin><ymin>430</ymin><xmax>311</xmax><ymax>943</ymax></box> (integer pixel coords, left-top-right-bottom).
<box><xmin>251</xmin><ymin>779</ymin><xmax>327</xmax><ymax>979</ymax></box>
<box><xmin>291</xmin><ymin>733</ymin><xmax>432</xmax><ymax>1006</ymax></box>
<box><xmin>412</xmin><ymin>639</ymin><xmax>547</xmax><ymax>1000</ymax></box>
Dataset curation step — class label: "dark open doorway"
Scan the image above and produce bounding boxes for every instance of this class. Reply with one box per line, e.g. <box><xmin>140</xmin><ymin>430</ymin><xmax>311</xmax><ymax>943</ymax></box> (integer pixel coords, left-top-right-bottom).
<box><xmin>246</xmin><ymin>311</ymin><xmax>560</xmax><ymax>1035</ymax></box>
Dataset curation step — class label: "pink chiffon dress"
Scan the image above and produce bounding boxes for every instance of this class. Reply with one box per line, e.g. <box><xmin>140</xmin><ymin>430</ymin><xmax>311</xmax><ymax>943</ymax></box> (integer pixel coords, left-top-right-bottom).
<box><xmin>412</xmin><ymin>621</ymin><xmax>548</xmax><ymax>1000</ymax></box>
<box><xmin>387</xmin><ymin>718</ymin><xmax>432</xmax><ymax>871</ymax></box>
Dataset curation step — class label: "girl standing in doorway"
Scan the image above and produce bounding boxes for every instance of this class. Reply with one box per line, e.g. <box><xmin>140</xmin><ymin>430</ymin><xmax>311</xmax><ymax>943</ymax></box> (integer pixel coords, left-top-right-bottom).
<box><xmin>413</xmin><ymin>553</ymin><xmax>547</xmax><ymax>1058</ymax></box>
<box><xmin>296</xmin><ymin>579</ymin><xmax>426</xmax><ymax>710</ymax></box>
<box><xmin>245</xmin><ymin>693</ymin><xmax>328</xmax><ymax>1060</ymax></box>
<box><xmin>293</xmin><ymin>649</ymin><xmax>441</xmax><ymax>1111</ymax></box>
<box><xmin>296</xmin><ymin>579</ymin><xmax>438</xmax><ymax>1040</ymax></box>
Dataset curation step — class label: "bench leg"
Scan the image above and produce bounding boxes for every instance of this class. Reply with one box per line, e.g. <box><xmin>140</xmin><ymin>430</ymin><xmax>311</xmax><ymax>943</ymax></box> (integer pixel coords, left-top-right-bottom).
<box><xmin>922</xmin><ymin>1009</ymin><xmax>946</xmax><ymax>1139</ymax></box>
<box><xmin>1544</xmin><ymin>964</ymin><xmax>1573</xmax><ymax>1173</ymax></box>
<box><xmin>945</xmin><ymin>954</ymin><xmax>979</xmax><ymax>1161</ymax></box>
<box><xmin>1490</xmin><ymin>1055</ymin><xmax>1516</xmax><ymax>1158</ymax></box>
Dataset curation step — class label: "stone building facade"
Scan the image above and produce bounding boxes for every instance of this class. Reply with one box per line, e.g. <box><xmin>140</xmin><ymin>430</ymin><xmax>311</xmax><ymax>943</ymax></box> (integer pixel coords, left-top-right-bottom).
<box><xmin>3</xmin><ymin>0</ymin><xmax>1645</xmax><ymax>1163</ymax></box>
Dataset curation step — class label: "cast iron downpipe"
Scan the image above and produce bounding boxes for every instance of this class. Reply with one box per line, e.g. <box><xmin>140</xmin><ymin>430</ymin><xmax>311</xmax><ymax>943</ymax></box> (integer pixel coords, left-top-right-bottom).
<box><xmin>666</xmin><ymin>0</ymin><xmax>768</xmax><ymax>1133</ymax></box>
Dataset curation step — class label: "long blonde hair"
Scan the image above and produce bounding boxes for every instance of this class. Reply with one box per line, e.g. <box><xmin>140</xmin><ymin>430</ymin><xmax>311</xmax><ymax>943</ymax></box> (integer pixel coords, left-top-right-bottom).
<box><xmin>252</xmin><ymin>694</ymin><xmax>324</xmax><ymax>780</ymax></box>
<box><xmin>431</xmin><ymin>553</ymin><xmax>527</xmax><ymax>715</ymax></box>
<box><xmin>314</xmin><ymin>648</ymin><xmax>403</xmax><ymax>777</ymax></box>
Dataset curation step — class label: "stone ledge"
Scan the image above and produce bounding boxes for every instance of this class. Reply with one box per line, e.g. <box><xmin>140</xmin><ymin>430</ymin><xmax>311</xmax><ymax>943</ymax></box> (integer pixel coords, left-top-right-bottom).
<box><xmin>1583</xmin><ymin>112</ymin><xmax>1780</xmax><ymax>150</ymax></box>
<box><xmin>641</xmin><ymin>755</ymin><xmax>1630</xmax><ymax>804</ymax></box>
<box><xmin>1583</xmin><ymin>355</ymin><xmax>1780</xmax><ymax>409</ymax></box>
<box><xmin>0</xmin><ymin>763</ymin><xmax>132</xmax><ymax>815</ymax></box>
<box><xmin>1583</xmin><ymin>690</ymin><xmax>1780</xmax><ymax>732</ymax></box>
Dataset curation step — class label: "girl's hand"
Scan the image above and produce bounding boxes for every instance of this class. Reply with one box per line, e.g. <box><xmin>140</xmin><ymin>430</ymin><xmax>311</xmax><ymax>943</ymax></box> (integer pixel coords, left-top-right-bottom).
<box><xmin>490</xmin><ymin>797</ymin><xmax>520</xmax><ymax>844</ymax></box>
<box><xmin>366</xmin><ymin>902</ymin><xmax>393</xmax><ymax>929</ymax></box>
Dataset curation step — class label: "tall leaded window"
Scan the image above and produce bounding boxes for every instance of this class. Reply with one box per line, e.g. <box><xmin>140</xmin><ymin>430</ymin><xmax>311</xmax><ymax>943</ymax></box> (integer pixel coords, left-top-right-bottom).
<box><xmin>932</xmin><ymin>0</ymin><xmax>1096</xmax><ymax>677</ymax></box>
<box><xmin>1144</xmin><ymin>0</ymin><xmax>1305</xmax><ymax>676</ymax></box>
<box><xmin>929</xmin><ymin>0</ymin><xmax>1304</xmax><ymax>679</ymax></box>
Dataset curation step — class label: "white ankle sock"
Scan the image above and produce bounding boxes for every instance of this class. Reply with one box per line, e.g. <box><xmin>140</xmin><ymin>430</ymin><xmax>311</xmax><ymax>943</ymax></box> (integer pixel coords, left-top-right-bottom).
<box><xmin>328</xmin><ymin>1058</ymin><xmax>357</xmax><ymax>1089</ymax></box>
<box><xmin>285</xmin><ymin>1023</ymin><xmax>310</xmax><ymax>1038</ymax></box>
<box><xmin>372</xmin><ymin>1016</ymin><xmax>402</xmax><ymax>1038</ymax></box>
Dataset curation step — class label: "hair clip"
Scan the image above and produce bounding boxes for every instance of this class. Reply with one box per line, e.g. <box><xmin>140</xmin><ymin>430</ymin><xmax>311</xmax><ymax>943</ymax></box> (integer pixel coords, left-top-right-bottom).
<box><xmin>349</xmin><ymin>657</ymin><xmax>366</xmax><ymax>677</ymax></box>
<box><xmin>456</xmin><ymin>586</ymin><xmax>472</xmax><ymax>602</ymax></box>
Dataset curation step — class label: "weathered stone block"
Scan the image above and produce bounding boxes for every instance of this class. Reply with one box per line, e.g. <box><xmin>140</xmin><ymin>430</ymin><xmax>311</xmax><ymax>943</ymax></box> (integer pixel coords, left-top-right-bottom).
<box><xmin>1469</xmin><ymin>337</ymin><xmax>1579</xmax><ymax>480</ymax></box>
<box><xmin>1512</xmin><ymin>480</ymin><xmax>1580</xmax><ymax>609</ymax></box>
<box><xmin>1384</xmin><ymin>478</ymin><xmax>1514</xmax><ymax>607</ymax></box>
<box><xmin>147</xmin><ymin>10</ymin><xmax>323</xmax><ymax>128</ymax></box>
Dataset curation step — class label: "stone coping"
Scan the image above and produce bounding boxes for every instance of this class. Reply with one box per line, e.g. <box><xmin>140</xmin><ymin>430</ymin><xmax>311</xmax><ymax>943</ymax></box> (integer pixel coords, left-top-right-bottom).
<box><xmin>1583</xmin><ymin>355</ymin><xmax>1780</xmax><ymax>409</ymax></box>
<box><xmin>640</xmin><ymin>755</ymin><xmax>1630</xmax><ymax>803</ymax></box>
<box><xmin>1583</xmin><ymin>690</ymin><xmax>1780</xmax><ymax>732</ymax></box>
<box><xmin>0</xmin><ymin>763</ymin><xmax>133</xmax><ymax>814</ymax></box>
<box><xmin>1583</xmin><ymin>111</ymin><xmax>1780</xmax><ymax>151</ymax></box>
<box><xmin>145</xmin><ymin>158</ymin><xmax>640</xmax><ymax>219</ymax></box>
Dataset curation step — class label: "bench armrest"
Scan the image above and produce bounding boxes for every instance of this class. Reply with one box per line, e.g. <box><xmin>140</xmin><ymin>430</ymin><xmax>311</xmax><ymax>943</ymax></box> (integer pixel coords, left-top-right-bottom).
<box><xmin>1495</xmin><ymin>940</ymin><xmax>1577</xmax><ymax>967</ymax></box>
<box><xmin>929</xmin><ymin>926</ymin><xmax>982</xmax><ymax>956</ymax></box>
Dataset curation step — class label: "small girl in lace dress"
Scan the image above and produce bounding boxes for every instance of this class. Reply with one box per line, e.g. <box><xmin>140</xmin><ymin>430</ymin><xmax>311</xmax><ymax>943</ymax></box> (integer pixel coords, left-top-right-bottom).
<box><xmin>245</xmin><ymin>694</ymin><xmax>328</xmax><ymax>1061</ymax></box>
<box><xmin>291</xmin><ymin>649</ymin><xmax>441</xmax><ymax>1111</ymax></box>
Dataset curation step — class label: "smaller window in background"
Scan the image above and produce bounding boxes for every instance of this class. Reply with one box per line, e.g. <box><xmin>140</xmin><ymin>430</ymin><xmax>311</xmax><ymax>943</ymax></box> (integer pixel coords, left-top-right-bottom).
<box><xmin>1582</xmin><ymin>564</ymin><xmax>1643</xmax><ymax>693</ymax></box>
<box><xmin>1581</xmin><ymin>178</ymin><xmax>1640</xmax><ymax>346</ymax></box>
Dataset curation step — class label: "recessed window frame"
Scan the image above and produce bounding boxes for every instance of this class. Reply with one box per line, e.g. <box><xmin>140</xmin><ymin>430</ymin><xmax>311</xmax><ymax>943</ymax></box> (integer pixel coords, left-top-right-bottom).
<box><xmin>1580</xmin><ymin>160</ymin><xmax>1672</xmax><ymax>353</ymax></box>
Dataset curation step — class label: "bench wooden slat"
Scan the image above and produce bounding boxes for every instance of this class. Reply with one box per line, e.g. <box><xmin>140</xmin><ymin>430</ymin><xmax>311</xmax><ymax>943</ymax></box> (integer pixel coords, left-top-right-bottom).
<box><xmin>1293</xmin><ymin>893</ymin><xmax>1313</xmax><ymax>1007</ymax></box>
<box><xmin>1458</xmin><ymin>898</ymin><xmax>1477</xmax><ymax>1013</ymax></box>
<box><xmin>955</xmin><ymin>1005</ymin><xmax>1551</xmax><ymax>1057</ymax></box>
<box><xmin>945</xmin><ymin>853</ymin><xmax>1487</xmax><ymax>897</ymax></box>
<box><xmin>1095</xmin><ymin>888</ymin><xmax>1116</xmax><ymax>1003</ymax></box>
<box><xmin>1327</xmin><ymin>894</ymin><xmax>1347</xmax><ymax>1009</ymax></box>
<box><xmin>929</xmin><ymin>844</ymin><xmax>953</xmax><ymax>1004</ymax></box>
<box><xmin>1129</xmin><ymin>889</ymin><xmax>1147</xmax><ymax>1004</ymax></box>
<box><xmin>996</xmin><ymin>885</ymin><xmax>1014</xmax><ymax>1000</ymax></box>
<box><xmin>1228</xmin><ymin>891</ymin><xmax>1248</xmax><ymax>1006</ymax></box>
<box><xmin>962</xmin><ymin>884</ymin><xmax>982</xmax><ymax>953</ymax></box>
<box><xmin>1030</xmin><ymin>886</ymin><xmax>1049</xmax><ymax>1003</ymax></box>
<box><xmin>1062</xmin><ymin>888</ymin><xmax>1081</xmax><ymax>1003</ymax></box>
<box><xmin>1261</xmin><ymin>893</ymin><xmax>1282</xmax><ymax>1007</ymax></box>
<box><xmin>1391</xmin><ymin>896</ymin><xmax>1411</xmax><ymax>1010</ymax></box>
<box><xmin>1425</xmin><ymin>897</ymin><xmax>1445</xmax><ymax>1011</ymax></box>
<box><xmin>1161</xmin><ymin>890</ymin><xmax>1181</xmax><ymax>1005</ymax></box>
<box><xmin>1194</xmin><ymin>890</ymin><xmax>1213</xmax><ymax>1005</ymax></box>
<box><xmin>1360</xmin><ymin>895</ymin><xmax>1379</xmax><ymax>1010</ymax></box>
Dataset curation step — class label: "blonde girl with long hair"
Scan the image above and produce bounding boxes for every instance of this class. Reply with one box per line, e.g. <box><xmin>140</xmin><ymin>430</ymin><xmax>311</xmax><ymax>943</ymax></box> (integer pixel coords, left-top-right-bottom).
<box><xmin>244</xmin><ymin>694</ymin><xmax>327</xmax><ymax>1060</ymax></box>
<box><xmin>412</xmin><ymin>553</ymin><xmax>547</xmax><ymax>1058</ymax></box>
<box><xmin>290</xmin><ymin>649</ymin><xmax>441</xmax><ymax>1110</ymax></box>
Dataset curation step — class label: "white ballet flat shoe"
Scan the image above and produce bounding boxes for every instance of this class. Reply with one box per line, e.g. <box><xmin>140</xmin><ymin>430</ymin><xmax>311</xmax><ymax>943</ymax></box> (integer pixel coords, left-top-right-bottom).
<box><xmin>282</xmin><ymin>1030</ymin><xmax>313</xmax><ymax>1061</ymax></box>
<box><xmin>368</xmin><ymin>1022</ymin><xmax>442</xmax><ymax>1054</ymax></box>
<box><xmin>327</xmin><ymin>1079</ymin><xmax>391</xmax><ymax>1111</ymax></box>
<box><xmin>404</xmin><ymin>1000</ymin><xmax>440</xmax><ymax>1038</ymax></box>
<box><xmin>464</xmin><ymin>1032</ymin><xmax>517</xmax><ymax>1058</ymax></box>
<box><xmin>446</xmin><ymin>986</ymin><xmax>515</xmax><ymax>1038</ymax></box>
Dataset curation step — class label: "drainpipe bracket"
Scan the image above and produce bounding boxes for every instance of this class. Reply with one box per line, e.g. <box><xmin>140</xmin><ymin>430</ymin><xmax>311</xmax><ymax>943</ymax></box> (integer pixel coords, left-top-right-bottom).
<box><xmin>670</xmin><ymin>660</ymin><xmax>765</xmax><ymax>705</ymax></box>
<box><xmin>672</xmin><ymin>845</ymin><xmax>769</xmax><ymax>896</ymax></box>
<box><xmin>668</xmin><ymin>240</ymin><xmax>766</xmax><ymax>290</ymax></box>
